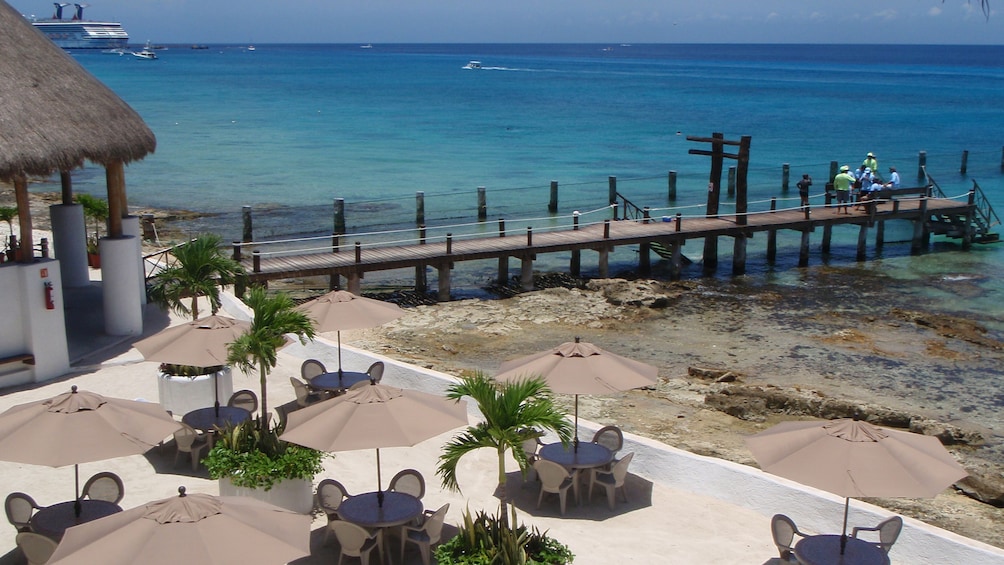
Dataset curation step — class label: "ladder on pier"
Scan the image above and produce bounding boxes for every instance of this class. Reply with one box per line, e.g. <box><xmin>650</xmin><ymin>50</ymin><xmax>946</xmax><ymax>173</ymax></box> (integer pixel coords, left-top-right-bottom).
<box><xmin>926</xmin><ymin>173</ymin><xmax>1000</xmax><ymax>244</ymax></box>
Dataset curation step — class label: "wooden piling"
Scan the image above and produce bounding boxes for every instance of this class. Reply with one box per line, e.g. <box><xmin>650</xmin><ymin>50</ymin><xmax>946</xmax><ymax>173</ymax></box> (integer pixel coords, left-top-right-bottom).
<box><xmin>876</xmin><ymin>221</ymin><xmax>885</xmax><ymax>250</ymax></box>
<box><xmin>781</xmin><ymin>163</ymin><xmax>790</xmax><ymax>193</ymax></box>
<box><xmin>598</xmin><ymin>246</ymin><xmax>609</xmax><ymax>278</ymax></box>
<box><xmin>232</xmin><ymin>241</ymin><xmax>242</xmax><ymax>261</ymax></box>
<box><xmin>334</xmin><ymin>198</ymin><xmax>345</xmax><ymax>235</ymax></box>
<box><xmin>549</xmin><ymin>181</ymin><xmax>558</xmax><ymax>213</ymax></box>
<box><xmin>766</xmin><ymin>198</ymin><xmax>777</xmax><ymax>262</ymax></box>
<box><xmin>477</xmin><ymin>186</ymin><xmax>487</xmax><ymax>220</ymax></box>
<box><xmin>732</xmin><ymin>235</ymin><xmax>747</xmax><ymax>275</ymax></box>
<box><xmin>242</xmin><ymin>205</ymin><xmax>253</xmax><ymax>243</ymax></box>
<box><xmin>911</xmin><ymin>198</ymin><xmax>928</xmax><ymax>253</ymax></box>
<box><xmin>856</xmin><ymin>224</ymin><xmax>868</xmax><ymax>261</ymax></box>
<box><xmin>822</xmin><ymin>225</ymin><xmax>832</xmax><ymax>254</ymax></box>
<box><xmin>670</xmin><ymin>240</ymin><xmax>683</xmax><ymax>280</ymax></box>
<box><xmin>799</xmin><ymin>230</ymin><xmax>810</xmax><ymax>267</ymax></box>
<box><xmin>520</xmin><ymin>256</ymin><xmax>533</xmax><ymax>291</ymax></box>
<box><xmin>668</xmin><ymin>171</ymin><xmax>677</xmax><ymax>200</ymax></box>
<box><xmin>348</xmin><ymin>274</ymin><xmax>361</xmax><ymax>295</ymax></box>
<box><xmin>727</xmin><ymin>166</ymin><xmax>736</xmax><ymax>198</ymax></box>
<box><xmin>828</xmin><ymin>161</ymin><xmax>838</xmax><ymax>183</ymax></box>
<box><xmin>960</xmin><ymin>150</ymin><xmax>969</xmax><ymax>175</ymax></box>
<box><xmin>917</xmin><ymin>151</ymin><xmax>927</xmax><ymax>180</ymax></box>
<box><xmin>416</xmin><ymin>191</ymin><xmax>425</xmax><ymax>226</ymax></box>
<box><xmin>497</xmin><ymin>256</ymin><xmax>508</xmax><ymax>285</ymax></box>
<box><xmin>608</xmin><ymin>176</ymin><xmax>617</xmax><ymax>205</ymax></box>
<box><xmin>570</xmin><ymin>212</ymin><xmax>581</xmax><ymax>276</ymax></box>
<box><xmin>436</xmin><ymin>264</ymin><xmax>450</xmax><ymax>301</ymax></box>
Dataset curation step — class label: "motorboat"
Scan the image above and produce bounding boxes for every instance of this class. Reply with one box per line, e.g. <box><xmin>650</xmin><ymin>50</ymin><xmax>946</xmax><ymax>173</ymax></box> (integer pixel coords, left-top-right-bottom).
<box><xmin>247</xmin><ymin>45</ymin><xmax>256</xmax><ymax>51</ymax></box>
<box><xmin>463</xmin><ymin>60</ymin><xmax>482</xmax><ymax>70</ymax></box>
<box><xmin>360</xmin><ymin>44</ymin><xmax>373</xmax><ymax>49</ymax></box>
<box><xmin>132</xmin><ymin>41</ymin><xmax>157</xmax><ymax>60</ymax></box>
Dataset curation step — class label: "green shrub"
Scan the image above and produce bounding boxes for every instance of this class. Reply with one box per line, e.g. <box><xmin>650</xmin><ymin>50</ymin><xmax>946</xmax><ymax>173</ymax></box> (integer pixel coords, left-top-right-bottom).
<box><xmin>433</xmin><ymin>505</ymin><xmax>573</xmax><ymax>564</ymax></box>
<box><xmin>204</xmin><ymin>418</ymin><xmax>326</xmax><ymax>491</ymax></box>
<box><xmin>158</xmin><ymin>363</ymin><xmax>226</xmax><ymax>377</ymax></box>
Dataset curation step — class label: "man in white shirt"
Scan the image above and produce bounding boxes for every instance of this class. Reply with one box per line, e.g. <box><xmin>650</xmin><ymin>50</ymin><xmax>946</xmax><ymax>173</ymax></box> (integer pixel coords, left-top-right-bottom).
<box><xmin>886</xmin><ymin>166</ymin><xmax>901</xmax><ymax>189</ymax></box>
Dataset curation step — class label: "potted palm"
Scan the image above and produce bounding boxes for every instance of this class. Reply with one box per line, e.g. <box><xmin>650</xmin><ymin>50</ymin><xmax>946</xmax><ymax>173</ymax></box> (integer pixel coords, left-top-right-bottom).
<box><xmin>75</xmin><ymin>193</ymin><xmax>107</xmax><ymax>268</ymax></box>
<box><xmin>147</xmin><ymin>234</ymin><xmax>247</xmax><ymax>414</ymax></box>
<box><xmin>0</xmin><ymin>206</ymin><xmax>17</xmax><ymax>262</ymax></box>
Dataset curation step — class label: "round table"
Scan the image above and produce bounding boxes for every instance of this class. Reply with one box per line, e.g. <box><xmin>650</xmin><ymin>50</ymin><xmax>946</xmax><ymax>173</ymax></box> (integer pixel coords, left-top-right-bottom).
<box><xmin>30</xmin><ymin>499</ymin><xmax>122</xmax><ymax>540</ymax></box>
<box><xmin>539</xmin><ymin>441</ymin><xmax>613</xmax><ymax>470</ymax></box>
<box><xmin>794</xmin><ymin>535</ymin><xmax>891</xmax><ymax>565</ymax></box>
<box><xmin>308</xmin><ymin>371</ymin><xmax>371</xmax><ymax>393</ymax></box>
<box><xmin>182</xmin><ymin>405</ymin><xmax>252</xmax><ymax>433</ymax></box>
<box><xmin>338</xmin><ymin>491</ymin><xmax>423</xmax><ymax>529</ymax></box>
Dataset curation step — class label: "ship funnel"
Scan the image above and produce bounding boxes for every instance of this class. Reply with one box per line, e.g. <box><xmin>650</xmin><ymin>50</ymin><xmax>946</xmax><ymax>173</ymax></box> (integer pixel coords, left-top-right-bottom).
<box><xmin>52</xmin><ymin>2</ymin><xmax>69</xmax><ymax>20</ymax></box>
<box><xmin>72</xmin><ymin>3</ymin><xmax>89</xmax><ymax>21</ymax></box>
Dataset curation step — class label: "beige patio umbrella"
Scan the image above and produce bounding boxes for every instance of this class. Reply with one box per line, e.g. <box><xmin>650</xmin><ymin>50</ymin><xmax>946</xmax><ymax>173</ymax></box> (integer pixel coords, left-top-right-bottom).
<box><xmin>0</xmin><ymin>386</ymin><xmax>181</xmax><ymax>515</ymax></box>
<box><xmin>296</xmin><ymin>290</ymin><xmax>404</xmax><ymax>373</ymax></box>
<box><xmin>47</xmin><ymin>486</ymin><xmax>310</xmax><ymax>565</ymax></box>
<box><xmin>746</xmin><ymin>418</ymin><xmax>968</xmax><ymax>553</ymax></box>
<box><xmin>133</xmin><ymin>315</ymin><xmax>252</xmax><ymax>410</ymax></box>
<box><xmin>280</xmin><ymin>383</ymin><xmax>468</xmax><ymax>505</ymax></box>
<box><xmin>494</xmin><ymin>337</ymin><xmax>658</xmax><ymax>448</ymax></box>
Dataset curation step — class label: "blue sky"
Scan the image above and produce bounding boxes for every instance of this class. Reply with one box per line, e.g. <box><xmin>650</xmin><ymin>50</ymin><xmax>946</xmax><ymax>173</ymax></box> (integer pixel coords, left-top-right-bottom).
<box><xmin>9</xmin><ymin>0</ymin><xmax>1001</xmax><ymax>44</ymax></box>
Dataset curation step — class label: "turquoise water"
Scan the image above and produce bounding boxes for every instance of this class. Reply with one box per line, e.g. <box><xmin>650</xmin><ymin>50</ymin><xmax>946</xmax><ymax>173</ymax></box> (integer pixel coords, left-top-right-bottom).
<box><xmin>41</xmin><ymin>43</ymin><xmax>1004</xmax><ymax>313</ymax></box>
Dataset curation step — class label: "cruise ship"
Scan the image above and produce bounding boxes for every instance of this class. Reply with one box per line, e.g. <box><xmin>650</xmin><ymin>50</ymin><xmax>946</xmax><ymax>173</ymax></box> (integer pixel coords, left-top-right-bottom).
<box><xmin>28</xmin><ymin>3</ymin><xmax>129</xmax><ymax>50</ymax></box>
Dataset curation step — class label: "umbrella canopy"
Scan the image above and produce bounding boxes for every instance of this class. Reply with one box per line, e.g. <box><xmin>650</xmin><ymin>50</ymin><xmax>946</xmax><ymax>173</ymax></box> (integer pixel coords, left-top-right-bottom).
<box><xmin>296</xmin><ymin>290</ymin><xmax>404</xmax><ymax>372</ymax></box>
<box><xmin>47</xmin><ymin>487</ymin><xmax>311</xmax><ymax>565</ymax></box>
<box><xmin>0</xmin><ymin>386</ymin><xmax>181</xmax><ymax>502</ymax></box>
<box><xmin>134</xmin><ymin>315</ymin><xmax>251</xmax><ymax>368</ymax></box>
<box><xmin>280</xmin><ymin>383</ymin><xmax>468</xmax><ymax>497</ymax></box>
<box><xmin>746</xmin><ymin>418</ymin><xmax>968</xmax><ymax>550</ymax></box>
<box><xmin>495</xmin><ymin>338</ymin><xmax>658</xmax><ymax>444</ymax></box>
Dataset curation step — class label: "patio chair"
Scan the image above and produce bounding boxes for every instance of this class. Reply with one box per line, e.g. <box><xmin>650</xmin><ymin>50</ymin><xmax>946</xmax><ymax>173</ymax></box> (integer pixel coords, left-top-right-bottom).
<box><xmin>770</xmin><ymin>513</ymin><xmax>807</xmax><ymax>563</ymax></box>
<box><xmin>330</xmin><ymin>520</ymin><xmax>383</xmax><ymax>565</ymax></box>
<box><xmin>300</xmin><ymin>359</ymin><xmax>327</xmax><ymax>381</ymax></box>
<box><xmin>173</xmin><ymin>423</ymin><xmax>210</xmax><ymax>471</ymax></box>
<box><xmin>366</xmin><ymin>361</ymin><xmax>384</xmax><ymax>384</ymax></box>
<box><xmin>534</xmin><ymin>459</ymin><xmax>576</xmax><ymax>516</ymax></box>
<box><xmin>4</xmin><ymin>492</ymin><xmax>39</xmax><ymax>533</ymax></box>
<box><xmin>400</xmin><ymin>503</ymin><xmax>449</xmax><ymax>565</ymax></box>
<box><xmin>587</xmin><ymin>451</ymin><xmax>633</xmax><ymax>510</ymax></box>
<box><xmin>82</xmin><ymin>471</ymin><xmax>125</xmax><ymax>504</ymax></box>
<box><xmin>317</xmin><ymin>479</ymin><xmax>352</xmax><ymax>543</ymax></box>
<box><xmin>852</xmin><ymin>516</ymin><xmax>903</xmax><ymax>554</ymax></box>
<box><xmin>389</xmin><ymin>468</ymin><xmax>426</xmax><ymax>500</ymax></box>
<box><xmin>290</xmin><ymin>377</ymin><xmax>324</xmax><ymax>407</ymax></box>
<box><xmin>520</xmin><ymin>431</ymin><xmax>543</xmax><ymax>481</ymax></box>
<box><xmin>15</xmin><ymin>532</ymin><xmax>58</xmax><ymax>565</ymax></box>
<box><xmin>592</xmin><ymin>425</ymin><xmax>624</xmax><ymax>457</ymax></box>
<box><xmin>227</xmin><ymin>389</ymin><xmax>259</xmax><ymax>414</ymax></box>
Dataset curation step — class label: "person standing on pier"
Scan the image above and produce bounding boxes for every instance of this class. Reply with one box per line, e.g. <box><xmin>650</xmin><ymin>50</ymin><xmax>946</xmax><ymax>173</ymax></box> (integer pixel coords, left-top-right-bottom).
<box><xmin>797</xmin><ymin>173</ymin><xmax>812</xmax><ymax>207</ymax></box>
<box><xmin>863</xmin><ymin>152</ymin><xmax>878</xmax><ymax>173</ymax></box>
<box><xmin>834</xmin><ymin>165</ymin><xmax>856</xmax><ymax>214</ymax></box>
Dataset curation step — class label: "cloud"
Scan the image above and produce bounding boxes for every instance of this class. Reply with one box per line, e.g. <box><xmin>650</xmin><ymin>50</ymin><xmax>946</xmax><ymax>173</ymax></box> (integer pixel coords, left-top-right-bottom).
<box><xmin>765</xmin><ymin>11</ymin><xmax>779</xmax><ymax>21</ymax></box>
<box><xmin>928</xmin><ymin>6</ymin><xmax>943</xmax><ymax>16</ymax></box>
<box><xmin>874</xmin><ymin>9</ymin><xmax>897</xmax><ymax>20</ymax></box>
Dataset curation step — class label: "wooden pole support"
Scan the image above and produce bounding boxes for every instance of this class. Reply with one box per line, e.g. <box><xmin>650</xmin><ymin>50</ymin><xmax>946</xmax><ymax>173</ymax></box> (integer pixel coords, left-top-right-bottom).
<box><xmin>549</xmin><ymin>180</ymin><xmax>558</xmax><ymax>213</ymax></box>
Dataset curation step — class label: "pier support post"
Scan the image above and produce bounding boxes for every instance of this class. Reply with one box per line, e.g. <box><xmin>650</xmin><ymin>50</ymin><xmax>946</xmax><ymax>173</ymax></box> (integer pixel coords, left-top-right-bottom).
<box><xmin>329</xmin><ymin>274</ymin><xmax>341</xmax><ymax>291</ymax></box>
<box><xmin>829</xmin><ymin>161</ymin><xmax>839</xmax><ymax>184</ymax></box>
<box><xmin>917</xmin><ymin>151</ymin><xmax>927</xmax><ymax>180</ymax></box>
<box><xmin>767</xmin><ymin>198</ymin><xmax>777</xmax><ymax>263</ymax></box>
<box><xmin>963</xmin><ymin>190</ymin><xmax>976</xmax><ymax>250</ymax></box>
<box><xmin>436</xmin><ymin>264</ymin><xmax>451</xmax><ymax>302</ymax></box>
<box><xmin>639</xmin><ymin>242</ymin><xmax>651</xmax><ymax>276</ymax></box>
<box><xmin>732</xmin><ymin>235</ymin><xmax>747</xmax><ymax>275</ymax></box>
<box><xmin>334</xmin><ymin>198</ymin><xmax>345</xmax><ymax>235</ymax></box>
<box><xmin>856</xmin><ymin>224</ymin><xmax>869</xmax><ymax>261</ymax></box>
<box><xmin>911</xmin><ymin>198</ymin><xmax>928</xmax><ymax>253</ymax></box>
<box><xmin>670</xmin><ymin>241</ymin><xmax>683</xmax><ymax>280</ymax></box>
<box><xmin>598</xmin><ymin>246</ymin><xmax>609</xmax><ymax>278</ymax></box>
<box><xmin>703</xmin><ymin>236</ymin><xmax>718</xmax><ymax>275</ymax></box>
<box><xmin>347</xmin><ymin>273</ymin><xmax>361</xmax><ymax>295</ymax></box>
<box><xmin>961</xmin><ymin>150</ymin><xmax>969</xmax><ymax>175</ymax></box>
<box><xmin>416</xmin><ymin>191</ymin><xmax>425</xmax><ymax>226</ymax></box>
<box><xmin>497</xmin><ymin>256</ymin><xmax>508</xmax><ymax>286</ymax></box>
<box><xmin>415</xmin><ymin>264</ymin><xmax>427</xmax><ymax>293</ymax></box>
<box><xmin>477</xmin><ymin>186</ymin><xmax>487</xmax><ymax>220</ymax></box>
<box><xmin>548</xmin><ymin>181</ymin><xmax>558</xmax><ymax>213</ymax></box>
<box><xmin>876</xmin><ymin>221</ymin><xmax>885</xmax><ymax>250</ymax></box>
<box><xmin>727</xmin><ymin>166</ymin><xmax>736</xmax><ymax>198</ymax></box>
<box><xmin>668</xmin><ymin>171</ymin><xmax>677</xmax><ymax>200</ymax></box>
<box><xmin>242</xmin><ymin>205</ymin><xmax>253</xmax><ymax>243</ymax></box>
<box><xmin>570</xmin><ymin>211</ymin><xmax>581</xmax><ymax>276</ymax></box>
<box><xmin>782</xmin><ymin>163</ymin><xmax>790</xmax><ymax>193</ymax></box>
<box><xmin>799</xmin><ymin>230</ymin><xmax>810</xmax><ymax>267</ymax></box>
<box><xmin>520</xmin><ymin>256</ymin><xmax>533</xmax><ymax>291</ymax></box>
<box><xmin>822</xmin><ymin>225</ymin><xmax>832</xmax><ymax>254</ymax></box>
<box><xmin>608</xmin><ymin>176</ymin><xmax>617</xmax><ymax>205</ymax></box>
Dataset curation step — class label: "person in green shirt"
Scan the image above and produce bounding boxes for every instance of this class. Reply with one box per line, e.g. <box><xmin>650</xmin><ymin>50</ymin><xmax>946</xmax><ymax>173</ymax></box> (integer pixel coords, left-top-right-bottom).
<box><xmin>833</xmin><ymin>165</ymin><xmax>857</xmax><ymax>214</ymax></box>
<box><xmin>862</xmin><ymin>152</ymin><xmax>878</xmax><ymax>174</ymax></box>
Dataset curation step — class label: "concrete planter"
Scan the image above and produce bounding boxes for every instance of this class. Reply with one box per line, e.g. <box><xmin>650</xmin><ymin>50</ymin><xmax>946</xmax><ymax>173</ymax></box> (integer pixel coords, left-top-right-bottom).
<box><xmin>218</xmin><ymin>477</ymin><xmax>314</xmax><ymax>514</ymax></box>
<box><xmin>157</xmin><ymin>367</ymin><xmax>234</xmax><ymax>416</ymax></box>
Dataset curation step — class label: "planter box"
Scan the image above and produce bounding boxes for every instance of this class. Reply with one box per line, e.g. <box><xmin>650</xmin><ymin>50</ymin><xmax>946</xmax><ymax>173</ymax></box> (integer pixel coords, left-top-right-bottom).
<box><xmin>157</xmin><ymin>367</ymin><xmax>234</xmax><ymax>416</ymax></box>
<box><xmin>218</xmin><ymin>477</ymin><xmax>314</xmax><ymax>514</ymax></box>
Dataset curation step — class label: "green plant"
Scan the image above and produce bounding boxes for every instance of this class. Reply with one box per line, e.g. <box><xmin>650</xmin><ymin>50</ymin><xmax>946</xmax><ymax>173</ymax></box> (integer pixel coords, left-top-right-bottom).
<box><xmin>433</xmin><ymin>506</ymin><xmax>574</xmax><ymax>565</ymax></box>
<box><xmin>204</xmin><ymin>418</ymin><xmax>326</xmax><ymax>491</ymax></box>
<box><xmin>75</xmin><ymin>193</ymin><xmax>108</xmax><ymax>243</ymax></box>
<box><xmin>0</xmin><ymin>206</ymin><xmax>16</xmax><ymax>234</ymax></box>
<box><xmin>227</xmin><ymin>286</ymin><xmax>316</xmax><ymax>423</ymax></box>
<box><xmin>158</xmin><ymin>363</ymin><xmax>225</xmax><ymax>377</ymax></box>
<box><xmin>437</xmin><ymin>372</ymin><xmax>572</xmax><ymax>504</ymax></box>
<box><xmin>148</xmin><ymin>234</ymin><xmax>246</xmax><ymax>321</ymax></box>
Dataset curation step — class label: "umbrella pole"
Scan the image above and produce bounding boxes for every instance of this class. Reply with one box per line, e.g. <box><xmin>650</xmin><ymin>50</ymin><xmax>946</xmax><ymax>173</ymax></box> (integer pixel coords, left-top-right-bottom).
<box><xmin>376</xmin><ymin>448</ymin><xmax>384</xmax><ymax>507</ymax></box>
<box><xmin>214</xmin><ymin>372</ymin><xmax>220</xmax><ymax>417</ymax></box>
<box><xmin>74</xmin><ymin>463</ymin><xmax>81</xmax><ymax>517</ymax></box>
<box><xmin>337</xmin><ymin>331</ymin><xmax>343</xmax><ymax>376</ymax></box>
<box><xmin>573</xmin><ymin>395</ymin><xmax>580</xmax><ymax>452</ymax></box>
<box><xmin>840</xmin><ymin>497</ymin><xmax>850</xmax><ymax>554</ymax></box>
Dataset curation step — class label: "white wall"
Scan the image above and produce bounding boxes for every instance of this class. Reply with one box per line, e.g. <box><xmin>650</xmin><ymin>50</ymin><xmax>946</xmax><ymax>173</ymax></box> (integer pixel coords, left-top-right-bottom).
<box><xmin>0</xmin><ymin>260</ymin><xmax>70</xmax><ymax>387</ymax></box>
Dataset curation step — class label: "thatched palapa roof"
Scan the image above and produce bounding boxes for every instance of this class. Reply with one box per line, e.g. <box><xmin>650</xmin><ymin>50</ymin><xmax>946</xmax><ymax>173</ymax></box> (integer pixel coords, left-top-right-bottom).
<box><xmin>0</xmin><ymin>0</ymin><xmax>156</xmax><ymax>183</ymax></box>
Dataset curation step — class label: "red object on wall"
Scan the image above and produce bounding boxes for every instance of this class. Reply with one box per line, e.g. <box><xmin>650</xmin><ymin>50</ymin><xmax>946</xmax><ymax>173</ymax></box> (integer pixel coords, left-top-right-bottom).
<box><xmin>44</xmin><ymin>281</ymin><xmax>55</xmax><ymax>310</ymax></box>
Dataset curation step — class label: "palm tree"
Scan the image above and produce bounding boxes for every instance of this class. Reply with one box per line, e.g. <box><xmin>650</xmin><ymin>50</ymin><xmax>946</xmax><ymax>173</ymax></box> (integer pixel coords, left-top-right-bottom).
<box><xmin>148</xmin><ymin>234</ymin><xmax>245</xmax><ymax>321</ymax></box>
<box><xmin>227</xmin><ymin>286</ymin><xmax>316</xmax><ymax>425</ymax></box>
<box><xmin>437</xmin><ymin>372</ymin><xmax>573</xmax><ymax>506</ymax></box>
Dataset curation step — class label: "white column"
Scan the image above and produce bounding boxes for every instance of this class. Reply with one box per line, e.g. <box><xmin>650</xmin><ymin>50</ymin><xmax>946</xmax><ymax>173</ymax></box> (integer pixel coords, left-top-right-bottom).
<box><xmin>121</xmin><ymin>215</ymin><xmax>147</xmax><ymax>304</ymax></box>
<box><xmin>101</xmin><ymin>236</ymin><xmax>143</xmax><ymax>336</ymax></box>
<box><xmin>16</xmin><ymin>260</ymin><xmax>70</xmax><ymax>382</ymax></box>
<box><xmin>49</xmin><ymin>203</ymin><xmax>89</xmax><ymax>288</ymax></box>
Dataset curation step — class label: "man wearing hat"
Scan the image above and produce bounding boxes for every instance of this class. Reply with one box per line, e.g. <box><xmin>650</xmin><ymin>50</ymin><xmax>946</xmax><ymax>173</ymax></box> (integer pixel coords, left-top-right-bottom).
<box><xmin>886</xmin><ymin>166</ymin><xmax>901</xmax><ymax>189</ymax></box>
<box><xmin>834</xmin><ymin>165</ymin><xmax>856</xmax><ymax>214</ymax></box>
<box><xmin>863</xmin><ymin>152</ymin><xmax>878</xmax><ymax>173</ymax></box>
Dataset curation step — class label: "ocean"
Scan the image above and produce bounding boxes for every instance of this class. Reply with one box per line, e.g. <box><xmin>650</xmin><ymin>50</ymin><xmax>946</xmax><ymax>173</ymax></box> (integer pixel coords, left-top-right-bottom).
<box><xmin>40</xmin><ymin>43</ymin><xmax>1004</xmax><ymax>315</ymax></box>
<box><xmin>28</xmin><ymin>43</ymin><xmax>1004</xmax><ymax>462</ymax></box>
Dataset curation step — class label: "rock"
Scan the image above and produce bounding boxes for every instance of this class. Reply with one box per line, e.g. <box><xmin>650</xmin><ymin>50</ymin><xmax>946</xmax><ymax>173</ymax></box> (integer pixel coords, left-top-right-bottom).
<box><xmin>688</xmin><ymin>366</ymin><xmax>734</xmax><ymax>379</ymax></box>
<box><xmin>910</xmin><ymin>418</ymin><xmax>986</xmax><ymax>446</ymax></box>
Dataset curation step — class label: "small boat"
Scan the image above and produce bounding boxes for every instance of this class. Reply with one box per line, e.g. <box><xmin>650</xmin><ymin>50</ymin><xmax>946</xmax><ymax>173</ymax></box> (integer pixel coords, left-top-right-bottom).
<box><xmin>132</xmin><ymin>41</ymin><xmax>158</xmax><ymax>60</ymax></box>
<box><xmin>463</xmin><ymin>60</ymin><xmax>482</xmax><ymax>70</ymax></box>
<box><xmin>360</xmin><ymin>44</ymin><xmax>373</xmax><ymax>49</ymax></box>
<box><xmin>247</xmin><ymin>45</ymin><xmax>256</xmax><ymax>51</ymax></box>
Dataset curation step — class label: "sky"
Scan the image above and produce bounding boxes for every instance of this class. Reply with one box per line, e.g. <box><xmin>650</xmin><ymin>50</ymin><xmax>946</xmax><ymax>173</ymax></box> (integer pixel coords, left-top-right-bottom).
<box><xmin>8</xmin><ymin>0</ymin><xmax>1002</xmax><ymax>45</ymax></box>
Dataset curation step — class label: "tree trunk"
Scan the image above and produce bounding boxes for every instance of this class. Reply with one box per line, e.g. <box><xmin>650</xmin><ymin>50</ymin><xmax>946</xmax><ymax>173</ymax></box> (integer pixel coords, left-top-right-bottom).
<box><xmin>259</xmin><ymin>360</ymin><xmax>269</xmax><ymax>429</ymax></box>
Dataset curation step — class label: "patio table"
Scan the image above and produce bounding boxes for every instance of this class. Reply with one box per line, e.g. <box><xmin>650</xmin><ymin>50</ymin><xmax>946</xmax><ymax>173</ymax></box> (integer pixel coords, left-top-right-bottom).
<box><xmin>539</xmin><ymin>441</ymin><xmax>613</xmax><ymax>471</ymax></box>
<box><xmin>794</xmin><ymin>534</ymin><xmax>890</xmax><ymax>565</ymax></box>
<box><xmin>182</xmin><ymin>406</ymin><xmax>251</xmax><ymax>433</ymax></box>
<box><xmin>30</xmin><ymin>499</ymin><xmax>122</xmax><ymax>540</ymax></box>
<box><xmin>338</xmin><ymin>491</ymin><xmax>423</xmax><ymax>529</ymax></box>
<box><xmin>308</xmin><ymin>371</ymin><xmax>371</xmax><ymax>393</ymax></box>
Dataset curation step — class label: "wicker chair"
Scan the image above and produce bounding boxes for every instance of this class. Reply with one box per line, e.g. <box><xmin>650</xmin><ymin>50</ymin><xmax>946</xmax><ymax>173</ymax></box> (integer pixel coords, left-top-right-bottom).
<box><xmin>82</xmin><ymin>471</ymin><xmax>125</xmax><ymax>504</ymax></box>
<box><xmin>770</xmin><ymin>514</ymin><xmax>807</xmax><ymax>563</ymax></box>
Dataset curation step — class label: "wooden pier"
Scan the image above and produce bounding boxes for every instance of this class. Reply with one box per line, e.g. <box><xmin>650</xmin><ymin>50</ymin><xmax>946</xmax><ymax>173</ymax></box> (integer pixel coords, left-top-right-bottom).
<box><xmin>234</xmin><ymin>191</ymin><xmax>984</xmax><ymax>301</ymax></box>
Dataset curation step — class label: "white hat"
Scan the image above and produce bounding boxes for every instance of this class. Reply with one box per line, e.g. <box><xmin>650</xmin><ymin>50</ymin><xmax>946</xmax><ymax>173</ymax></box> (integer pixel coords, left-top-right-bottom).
<box><xmin>865</xmin><ymin>168</ymin><xmax>871</xmax><ymax>173</ymax></box>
